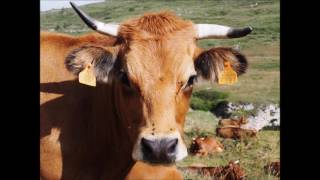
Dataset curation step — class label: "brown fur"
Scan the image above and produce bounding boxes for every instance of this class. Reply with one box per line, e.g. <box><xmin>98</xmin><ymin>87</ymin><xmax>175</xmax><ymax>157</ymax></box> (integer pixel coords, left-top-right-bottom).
<box><xmin>119</xmin><ymin>11</ymin><xmax>194</xmax><ymax>40</ymax></box>
<box><xmin>125</xmin><ymin>161</ymin><xmax>183</xmax><ymax>180</ymax></box>
<box><xmin>264</xmin><ymin>161</ymin><xmax>280</xmax><ymax>177</ymax></box>
<box><xmin>190</xmin><ymin>136</ymin><xmax>224</xmax><ymax>156</ymax></box>
<box><xmin>216</xmin><ymin>127</ymin><xmax>257</xmax><ymax>139</ymax></box>
<box><xmin>218</xmin><ymin>117</ymin><xmax>248</xmax><ymax>127</ymax></box>
<box><xmin>40</xmin><ymin>12</ymin><xmax>249</xmax><ymax>180</ymax></box>
<box><xmin>180</xmin><ymin>160</ymin><xmax>246</xmax><ymax>180</ymax></box>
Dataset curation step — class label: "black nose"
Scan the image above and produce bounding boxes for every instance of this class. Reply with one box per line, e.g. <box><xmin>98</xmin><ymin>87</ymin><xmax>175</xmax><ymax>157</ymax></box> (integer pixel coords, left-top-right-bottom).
<box><xmin>141</xmin><ymin>138</ymin><xmax>178</xmax><ymax>164</ymax></box>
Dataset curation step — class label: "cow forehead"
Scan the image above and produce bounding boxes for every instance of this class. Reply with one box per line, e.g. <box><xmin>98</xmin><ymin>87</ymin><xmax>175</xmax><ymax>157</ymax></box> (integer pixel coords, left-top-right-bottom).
<box><xmin>124</xmin><ymin>39</ymin><xmax>197</xmax><ymax>87</ymax></box>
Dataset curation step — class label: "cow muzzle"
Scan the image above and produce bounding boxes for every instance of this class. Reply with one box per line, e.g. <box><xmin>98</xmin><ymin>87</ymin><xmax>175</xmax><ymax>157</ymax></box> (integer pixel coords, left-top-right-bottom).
<box><xmin>141</xmin><ymin>138</ymin><xmax>177</xmax><ymax>164</ymax></box>
<box><xmin>132</xmin><ymin>131</ymin><xmax>188</xmax><ymax>164</ymax></box>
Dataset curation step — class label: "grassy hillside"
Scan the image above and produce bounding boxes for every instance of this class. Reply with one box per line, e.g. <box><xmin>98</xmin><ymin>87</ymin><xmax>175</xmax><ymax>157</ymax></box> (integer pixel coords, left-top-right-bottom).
<box><xmin>41</xmin><ymin>1</ymin><xmax>280</xmax><ymax>179</ymax></box>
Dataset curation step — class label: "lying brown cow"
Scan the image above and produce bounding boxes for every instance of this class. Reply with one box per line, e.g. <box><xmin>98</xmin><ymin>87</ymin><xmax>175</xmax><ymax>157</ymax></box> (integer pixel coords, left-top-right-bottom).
<box><xmin>216</xmin><ymin>127</ymin><xmax>257</xmax><ymax>139</ymax></box>
<box><xmin>180</xmin><ymin>160</ymin><xmax>246</xmax><ymax>180</ymax></box>
<box><xmin>125</xmin><ymin>161</ymin><xmax>183</xmax><ymax>180</ymax></box>
<box><xmin>218</xmin><ymin>116</ymin><xmax>248</xmax><ymax>127</ymax></box>
<box><xmin>189</xmin><ymin>136</ymin><xmax>224</xmax><ymax>156</ymax></box>
<box><xmin>264</xmin><ymin>161</ymin><xmax>280</xmax><ymax>177</ymax></box>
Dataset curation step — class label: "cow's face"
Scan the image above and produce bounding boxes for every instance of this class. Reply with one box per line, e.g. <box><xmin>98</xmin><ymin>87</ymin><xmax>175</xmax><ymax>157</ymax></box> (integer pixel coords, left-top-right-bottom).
<box><xmin>66</xmin><ymin>8</ymin><xmax>251</xmax><ymax>165</ymax></box>
<box><xmin>190</xmin><ymin>137</ymin><xmax>205</xmax><ymax>154</ymax></box>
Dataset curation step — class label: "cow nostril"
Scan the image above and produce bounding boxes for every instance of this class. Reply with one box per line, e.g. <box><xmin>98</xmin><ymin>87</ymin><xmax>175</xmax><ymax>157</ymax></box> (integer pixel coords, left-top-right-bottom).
<box><xmin>167</xmin><ymin>138</ymin><xmax>178</xmax><ymax>154</ymax></box>
<box><xmin>141</xmin><ymin>138</ymin><xmax>155</xmax><ymax>154</ymax></box>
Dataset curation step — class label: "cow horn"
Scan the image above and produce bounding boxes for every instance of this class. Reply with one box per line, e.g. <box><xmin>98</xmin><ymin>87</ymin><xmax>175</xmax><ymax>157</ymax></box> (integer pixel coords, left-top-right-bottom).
<box><xmin>70</xmin><ymin>2</ymin><xmax>119</xmax><ymax>37</ymax></box>
<box><xmin>196</xmin><ymin>24</ymin><xmax>252</xmax><ymax>39</ymax></box>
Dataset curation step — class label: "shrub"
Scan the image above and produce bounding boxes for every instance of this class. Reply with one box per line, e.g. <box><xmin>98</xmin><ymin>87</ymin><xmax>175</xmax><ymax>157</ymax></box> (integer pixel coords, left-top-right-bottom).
<box><xmin>54</xmin><ymin>25</ymin><xmax>61</xmax><ymax>31</ymax></box>
<box><xmin>193</xmin><ymin>90</ymin><xmax>229</xmax><ymax>101</ymax></box>
<box><xmin>190</xmin><ymin>90</ymin><xmax>229</xmax><ymax>111</ymax></box>
<box><xmin>190</xmin><ymin>97</ymin><xmax>213</xmax><ymax>111</ymax></box>
<box><xmin>62</xmin><ymin>22</ymin><xmax>69</xmax><ymax>29</ymax></box>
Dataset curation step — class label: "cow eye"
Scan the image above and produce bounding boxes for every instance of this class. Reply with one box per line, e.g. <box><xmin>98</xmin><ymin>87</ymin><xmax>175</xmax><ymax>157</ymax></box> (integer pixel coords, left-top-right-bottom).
<box><xmin>119</xmin><ymin>71</ymin><xmax>130</xmax><ymax>87</ymax></box>
<box><xmin>184</xmin><ymin>75</ymin><xmax>198</xmax><ymax>89</ymax></box>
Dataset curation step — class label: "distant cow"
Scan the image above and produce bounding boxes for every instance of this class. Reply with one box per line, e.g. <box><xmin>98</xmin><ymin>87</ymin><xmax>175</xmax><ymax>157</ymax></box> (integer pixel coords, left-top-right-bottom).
<box><xmin>216</xmin><ymin>127</ymin><xmax>257</xmax><ymax>139</ymax></box>
<box><xmin>264</xmin><ymin>161</ymin><xmax>280</xmax><ymax>177</ymax></box>
<box><xmin>189</xmin><ymin>136</ymin><xmax>224</xmax><ymax>156</ymax></box>
<box><xmin>125</xmin><ymin>161</ymin><xmax>183</xmax><ymax>180</ymax></box>
<box><xmin>218</xmin><ymin>116</ymin><xmax>248</xmax><ymax>127</ymax></box>
<box><xmin>180</xmin><ymin>160</ymin><xmax>246</xmax><ymax>180</ymax></box>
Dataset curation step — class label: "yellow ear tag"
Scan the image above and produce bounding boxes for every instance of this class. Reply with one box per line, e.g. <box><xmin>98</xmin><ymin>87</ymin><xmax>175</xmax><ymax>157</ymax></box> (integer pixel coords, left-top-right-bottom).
<box><xmin>78</xmin><ymin>64</ymin><xmax>96</xmax><ymax>87</ymax></box>
<box><xmin>218</xmin><ymin>61</ymin><xmax>238</xmax><ymax>85</ymax></box>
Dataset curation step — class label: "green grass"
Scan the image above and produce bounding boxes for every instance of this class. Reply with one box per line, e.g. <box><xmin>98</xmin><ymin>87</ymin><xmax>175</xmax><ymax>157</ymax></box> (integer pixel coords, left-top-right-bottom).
<box><xmin>182</xmin><ymin>110</ymin><xmax>280</xmax><ymax>180</ymax></box>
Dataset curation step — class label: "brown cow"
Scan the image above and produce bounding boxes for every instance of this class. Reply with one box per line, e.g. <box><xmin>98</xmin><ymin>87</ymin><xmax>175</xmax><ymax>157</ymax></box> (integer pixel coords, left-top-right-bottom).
<box><xmin>125</xmin><ymin>161</ymin><xmax>183</xmax><ymax>180</ymax></box>
<box><xmin>40</xmin><ymin>2</ymin><xmax>251</xmax><ymax>180</ymax></box>
<box><xmin>189</xmin><ymin>136</ymin><xmax>224</xmax><ymax>156</ymax></box>
<box><xmin>264</xmin><ymin>161</ymin><xmax>280</xmax><ymax>177</ymax></box>
<box><xmin>218</xmin><ymin>116</ymin><xmax>248</xmax><ymax>127</ymax></box>
<box><xmin>216</xmin><ymin>127</ymin><xmax>257</xmax><ymax>139</ymax></box>
<box><xmin>180</xmin><ymin>160</ymin><xmax>246</xmax><ymax>180</ymax></box>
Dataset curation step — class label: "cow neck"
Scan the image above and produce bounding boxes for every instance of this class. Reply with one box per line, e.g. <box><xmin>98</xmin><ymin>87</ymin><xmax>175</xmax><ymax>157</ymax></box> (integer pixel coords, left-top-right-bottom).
<box><xmin>105</xmin><ymin>82</ymin><xmax>136</xmax><ymax>179</ymax></box>
<box><xmin>111</xmin><ymin>81</ymin><xmax>136</xmax><ymax>145</ymax></box>
<box><xmin>88</xmin><ymin>82</ymin><xmax>135</xmax><ymax>179</ymax></box>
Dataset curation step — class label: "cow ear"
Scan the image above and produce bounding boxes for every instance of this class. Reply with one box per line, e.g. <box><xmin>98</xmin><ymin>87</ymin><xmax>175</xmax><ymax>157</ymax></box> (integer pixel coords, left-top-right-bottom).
<box><xmin>65</xmin><ymin>45</ymin><xmax>119</xmax><ymax>83</ymax></box>
<box><xmin>194</xmin><ymin>47</ymin><xmax>248</xmax><ymax>83</ymax></box>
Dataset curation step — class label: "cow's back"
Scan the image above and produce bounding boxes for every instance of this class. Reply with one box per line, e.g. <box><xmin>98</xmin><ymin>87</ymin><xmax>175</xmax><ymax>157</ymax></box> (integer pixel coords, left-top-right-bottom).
<box><xmin>203</xmin><ymin>137</ymin><xmax>223</xmax><ymax>153</ymax></box>
<box><xmin>216</xmin><ymin>128</ymin><xmax>238</xmax><ymax>139</ymax></box>
<box><xmin>218</xmin><ymin>119</ymin><xmax>241</xmax><ymax>127</ymax></box>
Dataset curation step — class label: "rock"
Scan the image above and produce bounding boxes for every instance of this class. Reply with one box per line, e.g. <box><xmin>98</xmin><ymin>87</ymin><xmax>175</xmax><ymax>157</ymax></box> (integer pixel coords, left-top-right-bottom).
<box><xmin>212</xmin><ymin>102</ymin><xmax>280</xmax><ymax>131</ymax></box>
<box><xmin>242</xmin><ymin>104</ymin><xmax>280</xmax><ymax>131</ymax></box>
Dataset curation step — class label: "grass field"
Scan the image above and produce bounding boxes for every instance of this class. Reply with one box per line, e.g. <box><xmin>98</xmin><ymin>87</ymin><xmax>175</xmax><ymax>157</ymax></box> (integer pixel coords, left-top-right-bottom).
<box><xmin>41</xmin><ymin>0</ymin><xmax>280</xmax><ymax>179</ymax></box>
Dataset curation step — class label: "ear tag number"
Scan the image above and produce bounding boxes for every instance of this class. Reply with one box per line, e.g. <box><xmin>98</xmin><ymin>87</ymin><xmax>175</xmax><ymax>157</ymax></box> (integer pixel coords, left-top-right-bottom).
<box><xmin>79</xmin><ymin>64</ymin><xmax>96</xmax><ymax>87</ymax></box>
<box><xmin>218</xmin><ymin>61</ymin><xmax>238</xmax><ymax>85</ymax></box>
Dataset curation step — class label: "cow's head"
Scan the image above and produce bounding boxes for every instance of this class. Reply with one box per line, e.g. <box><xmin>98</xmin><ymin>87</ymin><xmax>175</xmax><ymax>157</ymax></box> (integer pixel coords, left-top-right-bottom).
<box><xmin>190</xmin><ymin>137</ymin><xmax>209</xmax><ymax>155</ymax></box>
<box><xmin>65</xmin><ymin>2</ymin><xmax>251</xmax><ymax>165</ymax></box>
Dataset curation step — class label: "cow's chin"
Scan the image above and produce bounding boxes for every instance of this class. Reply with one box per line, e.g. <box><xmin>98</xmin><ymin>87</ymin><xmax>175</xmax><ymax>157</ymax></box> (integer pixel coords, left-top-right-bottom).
<box><xmin>131</xmin><ymin>131</ymin><xmax>188</xmax><ymax>164</ymax></box>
